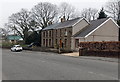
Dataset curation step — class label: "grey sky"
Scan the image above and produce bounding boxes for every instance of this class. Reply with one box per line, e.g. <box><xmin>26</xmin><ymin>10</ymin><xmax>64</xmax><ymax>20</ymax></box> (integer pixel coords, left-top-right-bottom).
<box><xmin>0</xmin><ymin>0</ymin><xmax>108</xmax><ymax>28</ymax></box>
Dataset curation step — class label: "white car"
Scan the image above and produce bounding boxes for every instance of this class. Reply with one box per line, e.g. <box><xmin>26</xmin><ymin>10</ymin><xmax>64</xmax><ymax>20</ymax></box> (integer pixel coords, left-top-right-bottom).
<box><xmin>11</xmin><ymin>45</ymin><xmax>23</xmax><ymax>52</ymax></box>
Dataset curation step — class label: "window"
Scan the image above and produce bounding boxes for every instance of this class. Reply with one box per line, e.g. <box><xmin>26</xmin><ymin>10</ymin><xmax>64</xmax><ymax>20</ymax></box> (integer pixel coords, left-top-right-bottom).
<box><xmin>75</xmin><ymin>39</ymin><xmax>79</xmax><ymax>48</ymax></box>
<box><xmin>69</xmin><ymin>30</ymin><xmax>72</xmax><ymax>35</ymax></box>
<box><xmin>64</xmin><ymin>39</ymin><xmax>67</xmax><ymax>47</ymax></box>
<box><xmin>43</xmin><ymin>39</ymin><xmax>45</xmax><ymax>46</ymax></box>
<box><xmin>65</xmin><ymin>29</ymin><xmax>67</xmax><ymax>36</ymax></box>
<box><xmin>43</xmin><ymin>32</ymin><xmax>45</xmax><ymax>37</ymax></box>
<box><xmin>46</xmin><ymin>39</ymin><xmax>48</xmax><ymax>47</ymax></box>
<box><xmin>56</xmin><ymin>30</ymin><xmax>57</xmax><ymax>37</ymax></box>
<box><xmin>46</xmin><ymin>31</ymin><xmax>48</xmax><ymax>37</ymax></box>
<box><xmin>60</xmin><ymin>29</ymin><xmax>62</xmax><ymax>37</ymax></box>
<box><xmin>49</xmin><ymin>39</ymin><xmax>51</xmax><ymax>47</ymax></box>
<box><xmin>49</xmin><ymin>31</ymin><xmax>51</xmax><ymax>37</ymax></box>
<box><xmin>56</xmin><ymin>39</ymin><xmax>57</xmax><ymax>45</ymax></box>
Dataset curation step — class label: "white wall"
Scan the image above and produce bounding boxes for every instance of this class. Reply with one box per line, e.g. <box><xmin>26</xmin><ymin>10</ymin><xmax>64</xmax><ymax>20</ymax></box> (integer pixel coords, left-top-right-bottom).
<box><xmin>71</xmin><ymin>37</ymin><xmax>75</xmax><ymax>50</ymax></box>
<box><xmin>72</xmin><ymin>18</ymin><xmax>119</xmax><ymax>51</ymax></box>
<box><xmin>72</xmin><ymin>19</ymin><xmax>89</xmax><ymax>36</ymax></box>
<box><xmin>85</xmin><ymin>19</ymin><xmax>119</xmax><ymax>42</ymax></box>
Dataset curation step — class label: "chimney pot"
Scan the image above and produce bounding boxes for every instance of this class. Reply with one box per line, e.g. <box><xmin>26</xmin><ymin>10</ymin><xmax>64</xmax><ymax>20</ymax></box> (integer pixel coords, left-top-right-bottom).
<box><xmin>61</xmin><ymin>16</ymin><xmax>66</xmax><ymax>22</ymax></box>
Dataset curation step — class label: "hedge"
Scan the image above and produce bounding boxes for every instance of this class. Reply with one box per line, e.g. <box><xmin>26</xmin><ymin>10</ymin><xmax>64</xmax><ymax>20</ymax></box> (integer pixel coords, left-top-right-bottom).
<box><xmin>79</xmin><ymin>41</ymin><xmax>120</xmax><ymax>51</ymax></box>
<box><xmin>79</xmin><ymin>41</ymin><xmax>120</xmax><ymax>58</ymax></box>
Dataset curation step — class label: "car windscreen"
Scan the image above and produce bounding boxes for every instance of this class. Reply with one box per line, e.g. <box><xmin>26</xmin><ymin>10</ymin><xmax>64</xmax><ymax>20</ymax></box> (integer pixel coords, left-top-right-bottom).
<box><xmin>16</xmin><ymin>46</ymin><xmax>21</xmax><ymax>47</ymax></box>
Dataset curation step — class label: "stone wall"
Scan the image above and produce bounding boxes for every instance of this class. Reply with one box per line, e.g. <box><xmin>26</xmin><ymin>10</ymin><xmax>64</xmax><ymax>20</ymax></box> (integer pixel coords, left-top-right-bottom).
<box><xmin>41</xmin><ymin>30</ymin><xmax>54</xmax><ymax>48</ymax></box>
<box><xmin>41</xmin><ymin>27</ymin><xmax>73</xmax><ymax>51</ymax></box>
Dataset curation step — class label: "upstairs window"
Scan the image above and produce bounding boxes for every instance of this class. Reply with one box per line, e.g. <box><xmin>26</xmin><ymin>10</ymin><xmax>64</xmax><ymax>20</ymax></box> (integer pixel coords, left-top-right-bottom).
<box><xmin>46</xmin><ymin>31</ymin><xmax>48</xmax><ymax>37</ymax></box>
<box><xmin>56</xmin><ymin>30</ymin><xmax>57</xmax><ymax>37</ymax></box>
<box><xmin>49</xmin><ymin>31</ymin><xmax>51</xmax><ymax>37</ymax></box>
<box><xmin>56</xmin><ymin>39</ymin><xmax>57</xmax><ymax>45</ymax></box>
<box><xmin>60</xmin><ymin>29</ymin><xmax>62</xmax><ymax>37</ymax></box>
<box><xmin>43</xmin><ymin>32</ymin><xmax>45</xmax><ymax>37</ymax></box>
<box><xmin>65</xmin><ymin>29</ymin><xmax>67</xmax><ymax>37</ymax></box>
<box><xmin>64</xmin><ymin>39</ymin><xmax>67</xmax><ymax>47</ymax></box>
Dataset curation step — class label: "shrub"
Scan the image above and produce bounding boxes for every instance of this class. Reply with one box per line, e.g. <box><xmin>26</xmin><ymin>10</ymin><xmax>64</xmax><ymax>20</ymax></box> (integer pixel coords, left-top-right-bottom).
<box><xmin>79</xmin><ymin>41</ymin><xmax>120</xmax><ymax>51</ymax></box>
<box><xmin>2</xmin><ymin>41</ymin><xmax>15</xmax><ymax>48</ymax></box>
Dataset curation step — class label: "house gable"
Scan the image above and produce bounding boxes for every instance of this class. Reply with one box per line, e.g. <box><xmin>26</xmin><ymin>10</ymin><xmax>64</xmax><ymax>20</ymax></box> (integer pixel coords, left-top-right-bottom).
<box><xmin>85</xmin><ymin>18</ymin><xmax>119</xmax><ymax>38</ymax></box>
<box><xmin>72</xmin><ymin>18</ymin><xmax>89</xmax><ymax>36</ymax></box>
<box><xmin>85</xmin><ymin>18</ymin><xmax>119</xmax><ymax>41</ymax></box>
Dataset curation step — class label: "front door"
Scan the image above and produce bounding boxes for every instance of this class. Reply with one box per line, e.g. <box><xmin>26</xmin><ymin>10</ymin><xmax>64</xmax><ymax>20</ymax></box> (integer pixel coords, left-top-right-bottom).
<box><xmin>75</xmin><ymin>39</ymin><xmax>79</xmax><ymax>48</ymax></box>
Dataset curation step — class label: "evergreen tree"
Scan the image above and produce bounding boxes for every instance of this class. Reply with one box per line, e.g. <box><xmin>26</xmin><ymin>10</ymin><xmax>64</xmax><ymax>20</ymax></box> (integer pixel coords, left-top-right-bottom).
<box><xmin>98</xmin><ymin>8</ymin><xmax>107</xmax><ymax>19</ymax></box>
<box><xmin>117</xmin><ymin>5</ymin><xmax>120</xmax><ymax>41</ymax></box>
<box><xmin>26</xmin><ymin>31</ymin><xmax>41</xmax><ymax>46</ymax></box>
<box><xmin>117</xmin><ymin>20</ymin><xmax>120</xmax><ymax>41</ymax></box>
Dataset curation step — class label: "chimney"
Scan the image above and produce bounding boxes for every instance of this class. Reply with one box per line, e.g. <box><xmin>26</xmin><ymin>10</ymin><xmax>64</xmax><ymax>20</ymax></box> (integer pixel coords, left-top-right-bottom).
<box><xmin>61</xmin><ymin>16</ymin><xmax>66</xmax><ymax>22</ymax></box>
<box><xmin>48</xmin><ymin>21</ymin><xmax>52</xmax><ymax>25</ymax></box>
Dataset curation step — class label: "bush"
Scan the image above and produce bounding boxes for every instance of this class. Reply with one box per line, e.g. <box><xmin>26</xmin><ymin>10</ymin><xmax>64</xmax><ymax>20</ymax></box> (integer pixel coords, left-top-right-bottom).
<box><xmin>54</xmin><ymin>44</ymin><xmax>59</xmax><ymax>49</ymax></box>
<box><xmin>2</xmin><ymin>41</ymin><xmax>27</xmax><ymax>48</ymax></box>
<box><xmin>79</xmin><ymin>41</ymin><xmax>120</xmax><ymax>57</ymax></box>
<box><xmin>79</xmin><ymin>41</ymin><xmax>120</xmax><ymax>51</ymax></box>
<box><xmin>2</xmin><ymin>41</ymin><xmax>15</xmax><ymax>48</ymax></box>
<box><xmin>80</xmin><ymin>50</ymin><xmax>119</xmax><ymax>58</ymax></box>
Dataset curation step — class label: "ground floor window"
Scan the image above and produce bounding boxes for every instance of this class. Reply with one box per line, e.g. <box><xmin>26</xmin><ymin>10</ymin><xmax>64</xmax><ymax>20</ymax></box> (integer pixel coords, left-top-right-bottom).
<box><xmin>56</xmin><ymin>39</ymin><xmax>57</xmax><ymax>45</ymax></box>
<box><xmin>43</xmin><ymin>39</ymin><xmax>45</xmax><ymax>46</ymax></box>
<box><xmin>46</xmin><ymin>39</ymin><xmax>48</xmax><ymax>47</ymax></box>
<box><xmin>49</xmin><ymin>39</ymin><xmax>51</xmax><ymax>47</ymax></box>
<box><xmin>64</xmin><ymin>39</ymin><xmax>67</xmax><ymax>47</ymax></box>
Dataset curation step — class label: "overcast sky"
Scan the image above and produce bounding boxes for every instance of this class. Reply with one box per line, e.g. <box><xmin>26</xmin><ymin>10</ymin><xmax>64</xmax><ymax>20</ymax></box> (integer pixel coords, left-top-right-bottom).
<box><xmin>0</xmin><ymin>0</ymin><xmax>109</xmax><ymax>28</ymax></box>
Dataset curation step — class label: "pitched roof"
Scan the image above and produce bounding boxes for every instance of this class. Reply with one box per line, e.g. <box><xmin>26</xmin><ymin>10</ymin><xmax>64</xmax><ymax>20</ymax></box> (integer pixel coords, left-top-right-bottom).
<box><xmin>74</xmin><ymin>18</ymin><xmax>110</xmax><ymax>38</ymax></box>
<box><xmin>7</xmin><ymin>35</ymin><xmax>23</xmax><ymax>40</ymax></box>
<box><xmin>43</xmin><ymin>17</ymin><xmax>83</xmax><ymax>30</ymax></box>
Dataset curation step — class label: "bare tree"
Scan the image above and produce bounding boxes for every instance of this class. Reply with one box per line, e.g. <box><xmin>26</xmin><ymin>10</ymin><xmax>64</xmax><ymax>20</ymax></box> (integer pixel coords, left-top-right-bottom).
<box><xmin>105</xmin><ymin>0</ymin><xmax>120</xmax><ymax>20</ymax></box>
<box><xmin>6</xmin><ymin>9</ymin><xmax>36</xmax><ymax>43</ymax></box>
<box><xmin>31</xmin><ymin>2</ymin><xmax>58</xmax><ymax>29</ymax></box>
<box><xmin>80</xmin><ymin>8</ymin><xmax>98</xmax><ymax>21</ymax></box>
<box><xmin>0</xmin><ymin>27</ymin><xmax>12</xmax><ymax>40</ymax></box>
<box><xmin>0</xmin><ymin>28</ymin><xmax>7</xmax><ymax>36</ymax></box>
<box><xmin>59</xmin><ymin>2</ymin><xmax>79</xmax><ymax>20</ymax></box>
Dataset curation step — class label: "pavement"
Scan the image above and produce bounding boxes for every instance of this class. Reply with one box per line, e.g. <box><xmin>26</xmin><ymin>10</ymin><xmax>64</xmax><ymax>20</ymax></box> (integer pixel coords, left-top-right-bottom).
<box><xmin>62</xmin><ymin>52</ymin><xmax>118</xmax><ymax>63</ymax></box>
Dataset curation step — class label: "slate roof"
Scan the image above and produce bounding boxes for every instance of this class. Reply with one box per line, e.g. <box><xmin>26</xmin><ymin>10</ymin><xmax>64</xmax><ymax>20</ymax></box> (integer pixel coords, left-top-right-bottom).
<box><xmin>43</xmin><ymin>17</ymin><xmax>83</xmax><ymax>30</ymax></box>
<box><xmin>74</xmin><ymin>18</ymin><xmax>110</xmax><ymax>38</ymax></box>
<box><xmin>7</xmin><ymin>35</ymin><xmax>23</xmax><ymax>40</ymax></box>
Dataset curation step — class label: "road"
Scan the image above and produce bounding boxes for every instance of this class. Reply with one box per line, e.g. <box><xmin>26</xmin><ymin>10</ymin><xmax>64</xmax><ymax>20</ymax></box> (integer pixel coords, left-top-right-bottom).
<box><xmin>2</xmin><ymin>49</ymin><xmax>118</xmax><ymax>80</ymax></box>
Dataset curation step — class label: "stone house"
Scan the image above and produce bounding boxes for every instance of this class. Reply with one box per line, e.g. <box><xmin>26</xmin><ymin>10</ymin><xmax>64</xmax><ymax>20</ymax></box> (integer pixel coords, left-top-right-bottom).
<box><xmin>41</xmin><ymin>17</ymin><xmax>119</xmax><ymax>51</ymax></box>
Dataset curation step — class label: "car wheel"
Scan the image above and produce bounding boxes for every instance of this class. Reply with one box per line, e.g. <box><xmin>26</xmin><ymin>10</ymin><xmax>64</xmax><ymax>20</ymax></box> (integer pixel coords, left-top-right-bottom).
<box><xmin>14</xmin><ymin>49</ymin><xmax>17</xmax><ymax>52</ymax></box>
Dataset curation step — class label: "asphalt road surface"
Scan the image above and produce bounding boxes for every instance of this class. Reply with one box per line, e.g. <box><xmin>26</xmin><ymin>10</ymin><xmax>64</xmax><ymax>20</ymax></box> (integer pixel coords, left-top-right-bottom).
<box><xmin>2</xmin><ymin>49</ymin><xmax>118</xmax><ymax>80</ymax></box>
